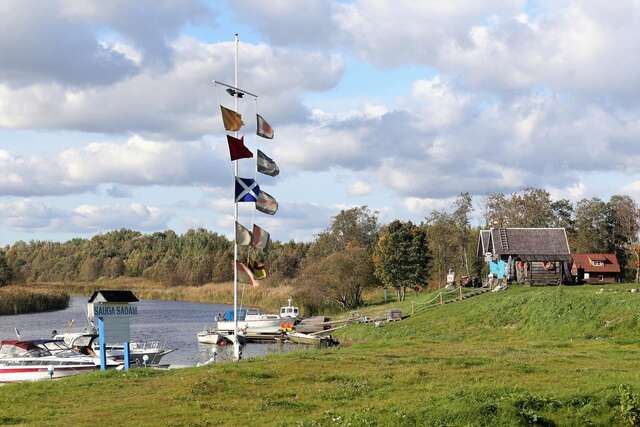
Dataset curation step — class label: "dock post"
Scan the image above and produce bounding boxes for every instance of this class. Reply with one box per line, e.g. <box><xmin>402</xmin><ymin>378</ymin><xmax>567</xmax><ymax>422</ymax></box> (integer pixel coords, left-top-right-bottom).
<box><xmin>98</xmin><ymin>318</ymin><xmax>106</xmax><ymax>371</ymax></box>
<box><xmin>123</xmin><ymin>341</ymin><xmax>130</xmax><ymax>371</ymax></box>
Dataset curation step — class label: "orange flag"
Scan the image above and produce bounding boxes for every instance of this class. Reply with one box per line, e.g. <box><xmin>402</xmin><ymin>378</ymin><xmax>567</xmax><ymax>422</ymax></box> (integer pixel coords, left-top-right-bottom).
<box><xmin>221</xmin><ymin>105</ymin><xmax>244</xmax><ymax>131</ymax></box>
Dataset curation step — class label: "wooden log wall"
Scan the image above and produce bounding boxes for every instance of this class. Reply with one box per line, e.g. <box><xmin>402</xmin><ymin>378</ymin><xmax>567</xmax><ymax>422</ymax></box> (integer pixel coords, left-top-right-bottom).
<box><xmin>526</xmin><ymin>261</ymin><xmax>563</xmax><ymax>286</ymax></box>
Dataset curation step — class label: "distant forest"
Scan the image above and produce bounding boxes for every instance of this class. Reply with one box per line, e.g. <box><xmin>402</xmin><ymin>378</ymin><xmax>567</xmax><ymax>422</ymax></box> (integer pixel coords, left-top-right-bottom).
<box><xmin>1</xmin><ymin>188</ymin><xmax>639</xmax><ymax>299</ymax></box>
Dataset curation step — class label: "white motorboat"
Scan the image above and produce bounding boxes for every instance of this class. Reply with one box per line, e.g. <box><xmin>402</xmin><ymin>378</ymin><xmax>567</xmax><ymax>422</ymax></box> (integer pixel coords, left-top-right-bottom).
<box><xmin>54</xmin><ymin>331</ymin><xmax>175</xmax><ymax>366</ymax></box>
<box><xmin>196</xmin><ymin>329</ymin><xmax>247</xmax><ymax>346</ymax></box>
<box><xmin>196</xmin><ymin>330</ymin><xmax>222</xmax><ymax>345</ymax></box>
<box><xmin>214</xmin><ymin>308</ymin><xmax>283</xmax><ymax>335</ymax></box>
<box><xmin>0</xmin><ymin>339</ymin><xmax>99</xmax><ymax>383</ymax></box>
<box><xmin>279</xmin><ymin>298</ymin><xmax>300</xmax><ymax>320</ymax></box>
<box><xmin>198</xmin><ymin>300</ymin><xmax>301</xmax><ymax>343</ymax></box>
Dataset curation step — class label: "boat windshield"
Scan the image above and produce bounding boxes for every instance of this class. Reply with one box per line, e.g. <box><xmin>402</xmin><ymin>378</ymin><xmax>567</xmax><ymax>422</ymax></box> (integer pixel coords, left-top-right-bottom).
<box><xmin>41</xmin><ymin>341</ymin><xmax>71</xmax><ymax>352</ymax></box>
<box><xmin>68</xmin><ymin>335</ymin><xmax>94</xmax><ymax>348</ymax></box>
<box><xmin>0</xmin><ymin>342</ymin><xmax>52</xmax><ymax>358</ymax></box>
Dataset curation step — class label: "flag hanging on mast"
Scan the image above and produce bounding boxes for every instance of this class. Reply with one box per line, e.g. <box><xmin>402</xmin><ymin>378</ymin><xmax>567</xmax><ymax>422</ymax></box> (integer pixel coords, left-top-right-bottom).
<box><xmin>221</xmin><ymin>105</ymin><xmax>244</xmax><ymax>131</ymax></box>
<box><xmin>257</xmin><ymin>150</ymin><xmax>279</xmax><ymax>177</ymax></box>
<box><xmin>251</xmin><ymin>262</ymin><xmax>267</xmax><ymax>280</ymax></box>
<box><xmin>227</xmin><ymin>135</ymin><xmax>253</xmax><ymax>161</ymax></box>
<box><xmin>236</xmin><ymin>261</ymin><xmax>260</xmax><ymax>287</ymax></box>
<box><xmin>235</xmin><ymin>177</ymin><xmax>260</xmax><ymax>202</ymax></box>
<box><xmin>256</xmin><ymin>114</ymin><xmax>274</xmax><ymax>139</ymax></box>
<box><xmin>235</xmin><ymin>221</ymin><xmax>252</xmax><ymax>245</ymax></box>
<box><xmin>256</xmin><ymin>190</ymin><xmax>278</xmax><ymax>215</ymax></box>
<box><xmin>251</xmin><ymin>224</ymin><xmax>270</xmax><ymax>250</ymax></box>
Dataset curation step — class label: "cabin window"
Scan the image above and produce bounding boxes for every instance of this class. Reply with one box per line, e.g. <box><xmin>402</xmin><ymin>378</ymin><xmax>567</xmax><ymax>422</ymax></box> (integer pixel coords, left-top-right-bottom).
<box><xmin>599</xmin><ymin>275</ymin><xmax>604</xmax><ymax>281</ymax></box>
<box><xmin>591</xmin><ymin>260</ymin><xmax>604</xmax><ymax>267</ymax></box>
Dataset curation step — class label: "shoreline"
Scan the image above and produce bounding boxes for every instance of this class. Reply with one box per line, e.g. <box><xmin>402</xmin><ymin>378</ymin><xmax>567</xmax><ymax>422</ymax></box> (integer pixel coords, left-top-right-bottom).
<box><xmin>17</xmin><ymin>278</ymin><xmax>294</xmax><ymax>313</ymax></box>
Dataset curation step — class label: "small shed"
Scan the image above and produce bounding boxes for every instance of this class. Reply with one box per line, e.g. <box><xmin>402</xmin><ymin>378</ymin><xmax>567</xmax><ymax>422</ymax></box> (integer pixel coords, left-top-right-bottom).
<box><xmin>571</xmin><ymin>253</ymin><xmax>620</xmax><ymax>284</ymax></box>
<box><xmin>477</xmin><ymin>228</ymin><xmax>572</xmax><ymax>286</ymax></box>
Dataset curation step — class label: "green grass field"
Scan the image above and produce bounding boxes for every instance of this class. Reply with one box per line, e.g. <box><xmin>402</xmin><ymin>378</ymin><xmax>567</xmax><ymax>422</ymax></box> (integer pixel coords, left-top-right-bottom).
<box><xmin>3</xmin><ymin>284</ymin><xmax>640</xmax><ymax>426</ymax></box>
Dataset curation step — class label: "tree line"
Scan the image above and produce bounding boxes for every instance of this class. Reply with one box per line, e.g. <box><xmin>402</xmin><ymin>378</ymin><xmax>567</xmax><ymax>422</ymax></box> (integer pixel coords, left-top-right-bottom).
<box><xmin>1</xmin><ymin>187</ymin><xmax>639</xmax><ymax>311</ymax></box>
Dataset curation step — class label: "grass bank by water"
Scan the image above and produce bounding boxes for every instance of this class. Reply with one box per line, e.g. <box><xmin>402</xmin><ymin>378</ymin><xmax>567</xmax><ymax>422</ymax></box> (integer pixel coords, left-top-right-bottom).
<box><xmin>4</xmin><ymin>284</ymin><xmax>640</xmax><ymax>425</ymax></box>
<box><xmin>0</xmin><ymin>286</ymin><xmax>69</xmax><ymax>315</ymax></box>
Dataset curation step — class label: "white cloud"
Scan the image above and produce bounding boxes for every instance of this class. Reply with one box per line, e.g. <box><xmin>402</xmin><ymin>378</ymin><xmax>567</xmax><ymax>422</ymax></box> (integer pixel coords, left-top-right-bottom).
<box><xmin>347</xmin><ymin>181</ymin><xmax>372</xmax><ymax>196</ymax></box>
<box><xmin>0</xmin><ymin>38</ymin><xmax>344</xmax><ymax>139</ymax></box>
<box><xmin>0</xmin><ymin>0</ymin><xmax>211</xmax><ymax>87</ymax></box>
<box><xmin>0</xmin><ymin>135</ymin><xmax>229</xmax><ymax>196</ymax></box>
<box><xmin>404</xmin><ymin>197</ymin><xmax>457</xmax><ymax>214</ymax></box>
<box><xmin>70</xmin><ymin>203</ymin><xmax>169</xmax><ymax>232</ymax></box>
<box><xmin>0</xmin><ymin>199</ymin><xmax>171</xmax><ymax>233</ymax></box>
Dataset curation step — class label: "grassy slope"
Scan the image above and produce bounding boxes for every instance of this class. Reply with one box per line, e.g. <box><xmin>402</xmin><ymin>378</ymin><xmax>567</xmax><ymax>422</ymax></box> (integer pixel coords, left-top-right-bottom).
<box><xmin>3</xmin><ymin>285</ymin><xmax>640</xmax><ymax>426</ymax></box>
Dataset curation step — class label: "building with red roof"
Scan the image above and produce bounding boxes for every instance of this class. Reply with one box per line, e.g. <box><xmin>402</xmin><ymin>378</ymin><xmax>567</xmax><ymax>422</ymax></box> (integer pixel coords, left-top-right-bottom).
<box><xmin>571</xmin><ymin>253</ymin><xmax>620</xmax><ymax>284</ymax></box>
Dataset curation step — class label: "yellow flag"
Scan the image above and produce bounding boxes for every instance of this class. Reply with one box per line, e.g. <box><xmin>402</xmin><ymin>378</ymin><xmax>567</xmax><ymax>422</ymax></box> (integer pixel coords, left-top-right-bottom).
<box><xmin>221</xmin><ymin>105</ymin><xmax>244</xmax><ymax>131</ymax></box>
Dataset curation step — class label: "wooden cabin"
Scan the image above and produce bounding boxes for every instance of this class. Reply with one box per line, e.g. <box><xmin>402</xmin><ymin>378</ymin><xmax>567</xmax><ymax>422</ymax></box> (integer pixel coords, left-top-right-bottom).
<box><xmin>571</xmin><ymin>253</ymin><xmax>620</xmax><ymax>284</ymax></box>
<box><xmin>477</xmin><ymin>228</ymin><xmax>572</xmax><ymax>286</ymax></box>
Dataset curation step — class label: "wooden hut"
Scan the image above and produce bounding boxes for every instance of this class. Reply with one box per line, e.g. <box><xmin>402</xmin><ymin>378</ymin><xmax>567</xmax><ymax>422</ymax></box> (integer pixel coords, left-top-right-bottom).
<box><xmin>477</xmin><ymin>228</ymin><xmax>571</xmax><ymax>286</ymax></box>
<box><xmin>571</xmin><ymin>253</ymin><xmax>620</xmax><ymax>284</ymax></box>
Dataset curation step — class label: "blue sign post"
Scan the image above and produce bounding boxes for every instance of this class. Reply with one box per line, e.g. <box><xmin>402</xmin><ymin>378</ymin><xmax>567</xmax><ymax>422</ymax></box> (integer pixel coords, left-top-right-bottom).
<box><xmin>98</xmin><ymin>317</ymin><xmax>107</xmax><ymax>370</ymax></box>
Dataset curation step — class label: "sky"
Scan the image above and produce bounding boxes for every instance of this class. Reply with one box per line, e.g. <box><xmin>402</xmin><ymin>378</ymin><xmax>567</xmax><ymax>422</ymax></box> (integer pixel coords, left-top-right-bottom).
<box><xmin>2</xmin><ymin>0</ymin><xmax>640</xmax><ymax>245</ymax></box>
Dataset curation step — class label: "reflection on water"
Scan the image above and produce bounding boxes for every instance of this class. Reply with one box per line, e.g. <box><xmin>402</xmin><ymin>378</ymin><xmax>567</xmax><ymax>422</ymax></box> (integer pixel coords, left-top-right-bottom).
<box><xmin>0</xmin><ymin>296</ymin><xmax>298</xmax><ymax>366</ymax></box>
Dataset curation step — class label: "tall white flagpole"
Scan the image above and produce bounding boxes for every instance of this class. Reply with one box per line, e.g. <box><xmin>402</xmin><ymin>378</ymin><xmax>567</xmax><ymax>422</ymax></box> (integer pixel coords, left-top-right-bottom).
<box><xmin>233</xmin><ymin>33</ymin><xmax>240</xmax><ymax>361</ymax></box>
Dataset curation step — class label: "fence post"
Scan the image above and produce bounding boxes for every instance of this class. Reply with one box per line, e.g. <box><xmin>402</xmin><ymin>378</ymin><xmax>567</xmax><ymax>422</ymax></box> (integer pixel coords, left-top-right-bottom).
<box><xmin>411</xmin><ymin>301</ymin><xmax>415</xmax><ymax>316</ymax></box>
<box><xmin>459</xmin><ymin>286</ymin><xmax>463</xmax><ymax>301</ymax></box>
<box><xmin>439</xmin><ymin>293</ymin><xmax>443</xmax><ymax>305</ymax></box>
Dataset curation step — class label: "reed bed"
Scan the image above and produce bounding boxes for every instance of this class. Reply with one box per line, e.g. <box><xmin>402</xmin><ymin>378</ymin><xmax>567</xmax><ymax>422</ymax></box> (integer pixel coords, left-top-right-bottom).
<box><xmin>27</xmin><ymin>278</ymin><xmax>294</xmax><ymax>313</ymax></box>
<box><xmin>0</xmin><ymin>286</ymin><xmax>70</xmax><ymax>315</ymax></box>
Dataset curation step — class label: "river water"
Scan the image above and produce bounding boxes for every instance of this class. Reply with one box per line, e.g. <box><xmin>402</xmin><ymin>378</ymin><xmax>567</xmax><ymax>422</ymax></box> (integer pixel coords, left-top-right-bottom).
<box><xmin>0</xmin><ymin>296</ymin><xmax>296</xmax><ymax>366</ymax></box>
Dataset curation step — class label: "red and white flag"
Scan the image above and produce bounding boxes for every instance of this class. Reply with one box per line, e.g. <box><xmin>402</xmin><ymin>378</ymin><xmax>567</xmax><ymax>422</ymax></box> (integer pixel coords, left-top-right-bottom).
<box><xmin>251</xmin><ymin>224</ymin><xmax>270</xmax><ymax>250</ymax></box>
<box><xmin>256</xmin><ymin>114</ymin><xmax>274</xmax><ymax>139</ymax></box>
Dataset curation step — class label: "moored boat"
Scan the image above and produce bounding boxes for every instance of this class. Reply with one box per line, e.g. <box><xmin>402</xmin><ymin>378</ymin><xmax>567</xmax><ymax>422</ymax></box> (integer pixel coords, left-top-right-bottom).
<box><xmin>0</xmin><ymin>339</ymin><xmax>99</xmax><ymax>383</ymax></box>
<box><xmin>279</xmin><ymin>298</ymin><xmax>300</xmax><ymax>320</ymax></box>
<box><xmin>196</xmin><ymin>330</ymin><xmax>222</xmax><ymax>345</ymax></box>
<box><xmin>214</xmin><ymin>308</ymin><xmax>282</xmax><ymax>335</ymax></box>
<box><xmin>54</xmin><ymin>331</ymin><xmax>175</xmax><ymax>366</ymax></box>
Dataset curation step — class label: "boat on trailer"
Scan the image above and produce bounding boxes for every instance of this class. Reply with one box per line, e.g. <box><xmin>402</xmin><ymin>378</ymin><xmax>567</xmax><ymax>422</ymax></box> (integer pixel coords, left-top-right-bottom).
<box><xmin>0</xmin><ymin>339</ymin><xmax>99</xmax><ymax>383</ymax></box>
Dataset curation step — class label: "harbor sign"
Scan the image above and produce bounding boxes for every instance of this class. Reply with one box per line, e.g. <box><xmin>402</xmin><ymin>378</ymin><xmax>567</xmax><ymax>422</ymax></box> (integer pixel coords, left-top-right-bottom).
<box><xmin>88</xmin><ymin>290</ymin><xmax>139</xmax><ymax>370</ymax></box>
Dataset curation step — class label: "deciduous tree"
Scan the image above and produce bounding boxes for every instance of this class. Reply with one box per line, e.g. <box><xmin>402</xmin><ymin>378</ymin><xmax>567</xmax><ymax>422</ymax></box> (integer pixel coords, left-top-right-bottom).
<box><xmin>374</xmin><ymin>220</ymin><xmax>429</xmax><ymax>300</ymax></box>
<box><xmin>0</xmin><ymin>250</ymin><xmax>11</xmax><ymax>287</ymax></box>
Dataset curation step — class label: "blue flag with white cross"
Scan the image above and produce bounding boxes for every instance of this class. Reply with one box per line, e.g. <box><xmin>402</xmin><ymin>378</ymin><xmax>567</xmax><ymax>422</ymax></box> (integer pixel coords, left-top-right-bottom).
<box><xmin>235</xmin><ymin>177</ymin><xmax>260</xmax><ymax>202</ymax></box>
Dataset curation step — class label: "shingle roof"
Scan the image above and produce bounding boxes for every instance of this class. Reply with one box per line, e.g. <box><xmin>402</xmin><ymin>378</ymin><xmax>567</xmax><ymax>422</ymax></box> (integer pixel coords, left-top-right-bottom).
<box><xmin>571</xmin><ymin>253</ymin><xmax>621</xmax><ymax>274</ymax></box>
<box><xmin>478</xmin><ymin>228</ymin><xmax>571</xmax><ymax>261</ymax></box>
<box><xmin>88</xmin><ymin>290</ymin><xmax>139</xmax><ymax>303</ymax></box>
